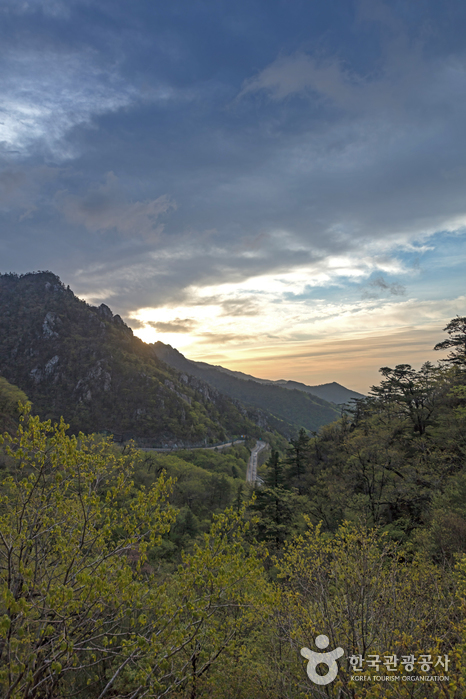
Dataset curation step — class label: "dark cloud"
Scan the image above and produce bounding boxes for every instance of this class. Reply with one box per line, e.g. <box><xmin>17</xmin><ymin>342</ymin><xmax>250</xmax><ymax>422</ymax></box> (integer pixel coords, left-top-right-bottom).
<box><xmin>56</xmin><ymin>173</ymin><xmax>175</xmax><ymax>239</ymax></box>
<box><xmin>0</xmin><ymin>0</ymin><xmax>465</xmax><ymax>322</ymax></box>
<box><xmin>0</xmin><ymin>165</ymin><xmax>58</xmax><ymax>217</ymax></box>
<box><xmin>125</xmin><ymin>316</ymin><xmax>144</xmax><ymax>329</ymax></box>
<box><xmin>148</xmin><ymin>318</ymin><xmax>198</xmax><ymax>333</ymax></box>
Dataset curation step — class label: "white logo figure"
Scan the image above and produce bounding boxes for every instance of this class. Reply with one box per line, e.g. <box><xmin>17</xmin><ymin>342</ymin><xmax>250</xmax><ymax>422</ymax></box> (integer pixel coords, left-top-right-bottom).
<box><xmin>301</xmin><ymin>634</ymin><xmax>344</xmax><ymax>685</ymax></box>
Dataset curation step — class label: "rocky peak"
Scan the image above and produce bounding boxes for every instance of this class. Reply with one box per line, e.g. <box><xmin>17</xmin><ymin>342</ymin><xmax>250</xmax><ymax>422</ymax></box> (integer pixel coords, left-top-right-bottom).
<box><xmin>98</xmin><ymin>304</ymin><xmax>113</xmax><ymax>319</ymax></box>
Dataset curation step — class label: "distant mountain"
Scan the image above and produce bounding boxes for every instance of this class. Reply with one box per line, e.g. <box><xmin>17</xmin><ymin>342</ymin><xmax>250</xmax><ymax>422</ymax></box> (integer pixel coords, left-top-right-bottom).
<box><xmin>272</xmin><ymin>380</ymin><xmax>364</xmax><ymax>404</ymax></box>
<box><xmin>152</xmin><ymin>343</ymin><xmax>342</xmax><ymax>433</ymax></box>
<box><xmin>0</xmin><ymin>272</ymin><xmax>272</xmax><ymax>445</ymax></box>
<box><xmin>185</xmin><ymin>362</ymin><xmax>364</xmax><ymax>405</ymax></box>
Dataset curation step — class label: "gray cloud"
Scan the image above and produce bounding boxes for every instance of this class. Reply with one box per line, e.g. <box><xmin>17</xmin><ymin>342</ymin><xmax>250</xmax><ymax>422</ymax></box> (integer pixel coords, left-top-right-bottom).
<box><xmin>197</xmin><ymin>332</ymin><xmax>255</xmax><ymax>345</ymax></box>
<box><xmin>238</xmin><ymin>0</ymin><xmax>429</xmax><ymax>119</ymax></box>
<box><xmin>56</xmin><ymin>173</ymin><xmax>176</xmax><ymax>239</ymax></box>
<box><xmin>0</xmin><ymin>165</ymin><xmax>59</xmax><ymax>218</ymax></box>
<box><xmin>0</xmin><ymin>0</ymin><xmax>75</xmax><ymax>17</ymax></box>
<box><xmin>148</xmin><ymin>318</ymin><xmax>198</xmax><ymax>333</ymax></box>
<box><xmin>238</xmin><ymin>53</ymin><xmax>360</xmax><ymax>106</ymax></box>
<box><xmin>219</xmin><ymin>298</ymin><xmax>261</xmax><ymax>317</ymax></box>
<box><xmin>362</xmin><ymin>275</ymin><xmax>407</xmax><ymax>299</ymax></box>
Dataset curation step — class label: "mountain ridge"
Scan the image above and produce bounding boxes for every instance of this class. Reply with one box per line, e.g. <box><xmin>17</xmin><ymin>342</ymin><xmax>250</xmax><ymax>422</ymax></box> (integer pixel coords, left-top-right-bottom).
<box><xmin>0</xmin><ymin>272</ymin><xmax>273</xmax><ymax>445</ymax></box>
<box><xmin>152</xmin><ymin>342</ymin><xmax>343</xmax><ymax>433</ymax></box>
<box><xmin>182</xmin><ymin>359</ymin><xmax>364</xmax><ymax>405</ymax></box>
<box><xmin>0</xmin><ymin>271</ymin><xmax>358</xmax><ymax>442</ymax></box>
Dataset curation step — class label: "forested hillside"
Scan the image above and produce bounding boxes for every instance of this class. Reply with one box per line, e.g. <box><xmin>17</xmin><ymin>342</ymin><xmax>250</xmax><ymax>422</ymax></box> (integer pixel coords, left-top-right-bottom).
<box><xmin>250</xmin><ymin>317</ymin><xmax>466</xmax><ymax>557</ymax></box>
<box><xmin>153</xmin><ymin>346</ymin><xmax>364</xmax><ymax>406</ymax></box>
<box><xmin>0</xmin><ymin>272</ymin><xmax>272</xmax><ymax>444</ymax></box>
<box><xmin>153</xmin><ymin>342</ymin><xmax>341</xmax><ymax>432</ymax></box>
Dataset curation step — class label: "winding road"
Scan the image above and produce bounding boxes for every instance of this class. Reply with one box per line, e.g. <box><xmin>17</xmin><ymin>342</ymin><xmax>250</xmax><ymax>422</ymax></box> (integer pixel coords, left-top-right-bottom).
<box><xmin>246</xmin><ymin>440</ymin><xmax>268</xmax><ymax>482</ymax></box>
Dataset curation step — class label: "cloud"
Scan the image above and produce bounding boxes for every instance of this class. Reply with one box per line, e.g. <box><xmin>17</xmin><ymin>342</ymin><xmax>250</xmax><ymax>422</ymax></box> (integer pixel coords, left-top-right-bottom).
<box><xmin>0</xmin><ymin>46</ymin><xmax>140</xmax><ymax>158</ymax></box>
<box><xmin>237</xmin><ymin>19</ymin><xmax>466</xmax><ymax>133</ymax></box>
<box><xmin>0</xmin><ymin>165</ymin><xmax>58</xmax><ymax>218</ymax></box>
<box><xmin>148</xmin><ymin>318</ymin><xmax>198</xmax><ymax>333</ymax></box>
<box><xmin>196</xmin><ymin>332</ymin><xmax>255</xmax><ymax>345</ymax></box>
<box><xmin>4</xmin><ymin>3</ymin><xmax>466</xmax><ymax>302</ymax></box>
<box><xmin>176</xmin><ymin>295</ymin><xmax>466</xmax><ymax>392</ymax></box>
<box><xmin>219</xmin><ymin>325</ymin><xmax>445</xmax><ymax>394</ymax></box>
<box><xmin>216</xmin><ymin>297</ymin><xmax>260</xmax><ymax>317</ymax></box>
<box><xmin>238</xmin><ymin>53</ymin><xmax>361</xmax><ymax>107</ymax></box>
<box><xmin>362</xmin><ymin>274</ymin><xmax>407</xmax><ymax>299</ymax></box>
<box><xmin>56</xmin><ymin>173</ymin><xmax>176</xmax><ymax>239</ymax></box>
<box><xmin>1</xmin><ymin>0</ymin><xmax>465</xmax><ymax>396</ymax></box>
<box><xmin>0</xmin><ymin>0</ymin><xmax>75</xmax><ymax>18</ymax></box>
<box><xmin>355</xmin><ymin>0</ymin><xmax>402</xmax><ymax>31</ymax></box>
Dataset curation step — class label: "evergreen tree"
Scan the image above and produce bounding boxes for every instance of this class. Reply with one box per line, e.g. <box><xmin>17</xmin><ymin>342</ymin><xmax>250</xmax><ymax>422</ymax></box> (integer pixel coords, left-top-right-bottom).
<box><xmin>434</xmin><ymin>316</ymin><xmax>466</xmax><ymax>365</ymax></box>
<box><xmin>263</xmin><ymin>449</ymin><xmax>287</xmax><ymax>488</ymax></box>
<box><xmin>250</xmin><ymin>451</ymin><xmax>300</xmax><ymax>549</ymax></box>
<box><xmin>286</xmin><ymin>427</ymin><xmax>311</xmax><ymax>493</ymax></box>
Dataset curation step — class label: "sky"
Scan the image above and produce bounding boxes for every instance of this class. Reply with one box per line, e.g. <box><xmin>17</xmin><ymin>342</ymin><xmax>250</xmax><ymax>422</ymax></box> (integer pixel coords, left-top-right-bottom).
<box><xmin>1</xmin><ymin>0</ymin><xmax>465</xmax><ymax>393</ymax></box>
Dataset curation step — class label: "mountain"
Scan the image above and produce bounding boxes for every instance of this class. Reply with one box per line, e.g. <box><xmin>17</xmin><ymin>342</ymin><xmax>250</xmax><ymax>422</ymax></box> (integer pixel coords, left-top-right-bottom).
<box><xmin>152</xmin><ymin>343</ymin><xmax>342</xmax><ymax>433</ymax></box>
<box><xmin>0</xmin><ymin>272</ymin><xmax>273</xmax><ymax>445</ymax></box>
<box><xmin>264</xmin><ymin>380</ymin><xmax>363</xmax><ymax>404</ymax></box>
<box><xmin>181</xmin><ymin>362</ymin><xmax>364</xmax><ymax>405</ymax></box>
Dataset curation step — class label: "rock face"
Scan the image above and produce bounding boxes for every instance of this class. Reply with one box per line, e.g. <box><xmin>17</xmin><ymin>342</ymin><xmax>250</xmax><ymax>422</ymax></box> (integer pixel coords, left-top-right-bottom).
<box><xmin>0</xmin><ymin>272</ymin><xmax>266</xmax><ymax>443</ymax></box>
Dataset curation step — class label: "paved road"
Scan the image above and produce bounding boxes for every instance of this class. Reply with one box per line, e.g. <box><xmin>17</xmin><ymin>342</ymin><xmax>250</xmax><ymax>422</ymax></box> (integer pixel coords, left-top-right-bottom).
<box><xmin>246</xmin><ymin>440</ymin><xmax>268</xmax><ymax>482</ymax></box>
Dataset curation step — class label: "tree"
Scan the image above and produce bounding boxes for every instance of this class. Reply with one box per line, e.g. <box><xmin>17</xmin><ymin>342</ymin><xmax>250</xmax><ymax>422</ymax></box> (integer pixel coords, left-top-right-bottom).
<box><xmin>286</xmin><ymin>428</ymin><xmax>311</xmax><ymax>493</ymax></box>
<box><xmin>0</xmin><ymin>378</ymin><xmax>28</xmax><ymax>433</ymax></box>
<box><xmin>434</xmin><ymin>316</ymin><xmax>466</xmax><ymax>366</ymax></box>
<box><xmin>0</xmin><ymin>408</ymin><xmax>176</xmax><ymax>698</ymax></box>
<box><xmin>263</xmin><ymin>450</ymin><xmax>287</xmax><ymax>489</ymax></box>
<box><xmin>250</xmin><ymin>451</ymin><xmax>300</xmax><ymax>550</ymax></box>
<box><xmin>273</xmin><ymin>521</ymin><xmax>460</xmax><ymax>698</ymax></box>
<box><xmin>369</xmin><ymin>362</ymin><xmax>443</xmax><ymax>435</ymax></box>
<box><xmin>0</xmin><ymin>409</ymin><xmax>270</xmax><ymax>698</ymax></box>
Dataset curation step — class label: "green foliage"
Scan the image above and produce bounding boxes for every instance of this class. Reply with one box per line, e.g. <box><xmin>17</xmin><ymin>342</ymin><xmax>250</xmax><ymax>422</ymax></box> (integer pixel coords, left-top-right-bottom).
<box><xmin>271</xmin><ymin>521</ymin><xmax>460</xmax><ymax>698</ymax></box>
<box><xmin>176</xmin><ymin>443</ymin><xmax>249</xmax><ymax>479</ymax></box>
<box><xmin>250</xmin><ymin>450</ymin><xmax>303</xmax><ymax>550</ymax></box>
<box><xmin>286</xmin><ymin>428</ymin><xmax>312</xmax><ymax>494</ymax></box>
<box><xmin>368</xmin><ymin>361</ymin><xmax>446</xmax><ymax>435</ymax></box>
<box><xmin>0</xmin><ymin>407</ymin><xmax>175</xmax><ymax>697</ymax></box>
<box><xmin>2</xmin><ymin>308</ymin><xmax>466</xmax><ymax>698</ymax></box>
<box><xmin>132</xmin><ymin>446</ymin><xmax>256</xmax><ymax>563</ymax></box>
<box><xmin>434</xmin><ymin>315</ymin><xmax>466</xmax><ymax>365</ymax></box>
<box><xmin>199</xmin><ymin>520</ymin><xmax>465</xmax><ymax>698</ymax></box>
<box><xmin>0</xmin><ymin>378</ymin><xmax>29</xmax><ymax>433</ymax></box>
<box><xmin>270</xmin><ymin>356</ymin><xmax>466</xmax><ymax>542</ymax></box>
<box><xmin>0</xmin><ymin>409</ymin><xmax>271</xmax><ymax>699</ymax></box>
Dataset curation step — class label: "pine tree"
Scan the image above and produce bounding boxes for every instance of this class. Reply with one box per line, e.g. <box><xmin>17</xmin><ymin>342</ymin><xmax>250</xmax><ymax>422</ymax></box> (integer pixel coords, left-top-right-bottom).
<box><xmin>250</xmin><ymin>451</ymin><xmax>299</xmax><ymax>549</ymax></box>
<box><xmin>286</xmin><ymin>427</ymin><xmax>311</xmax><ymax>493</ymax></box>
